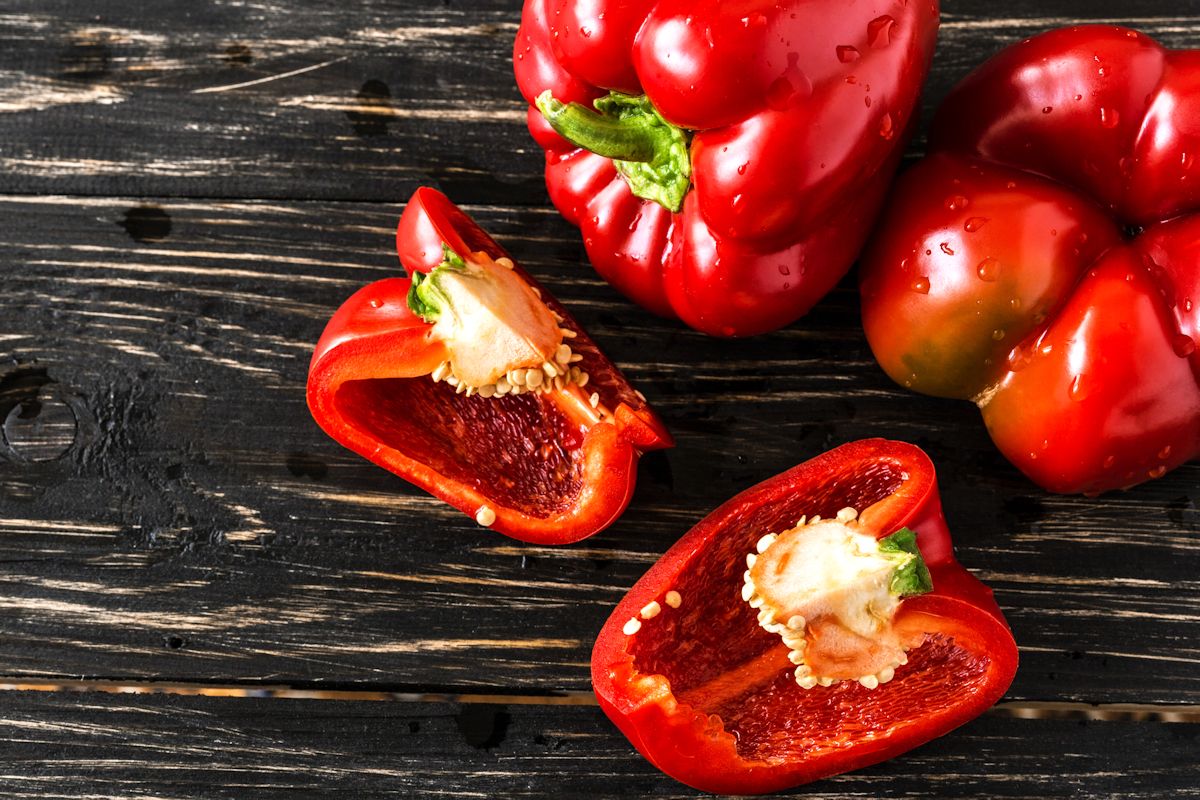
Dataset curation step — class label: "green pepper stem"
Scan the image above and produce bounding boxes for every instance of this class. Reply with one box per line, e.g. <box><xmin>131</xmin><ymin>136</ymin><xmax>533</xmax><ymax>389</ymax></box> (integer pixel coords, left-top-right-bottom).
<box><xmin>535</xmin><ymin>90</ymin><xmax>692</xmax><ymax>212</ymax></box>
<box><xmin>536</xmin><ymin>91</ymin><xmax>661</xmax><ymax>163</ymax></box>
<box><xmin>879</xmin><ymin>528</ymin><xmax>934</xmax><ymax>598</ymax></box>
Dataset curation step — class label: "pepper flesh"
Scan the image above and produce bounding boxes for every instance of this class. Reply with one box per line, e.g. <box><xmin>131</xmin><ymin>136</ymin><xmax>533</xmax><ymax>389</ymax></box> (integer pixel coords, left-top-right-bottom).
<box><xmin>408</xmin><ymin>249</ymin><xmax>590</xmax><ymax>398</ymax></box>
<box><xmin>592</xmin><ymin>440</ymin><xmax>1017</xmax><ymax>794</ymax></box>
<box><xmin>514</xmin><ymin>0</ymin><xmax>940</xmax><ymax>336</ymax></box>
<box><xmin>307</xmin><ymin>187</ymin><xmax>673</xmax><ymax>544</ymax></box>
<box><xmin>744</xmin><ymin>514</ymin><xmax>931</xmax><ymax>689</ymax></box>
<box><xmin>408</xmin><ymin>249</ymin><xmax>564</xmax><ymax>389</ymax></box>
<box><xmin>859</xmin><ymin>26</ymin><xmax>1200</xmax><ymax>493</ymax></box>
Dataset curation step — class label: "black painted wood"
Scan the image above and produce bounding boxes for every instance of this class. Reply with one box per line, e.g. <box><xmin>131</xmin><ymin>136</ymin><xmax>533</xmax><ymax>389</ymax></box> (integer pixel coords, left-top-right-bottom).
<box><xmin>0</xmin><ymin>690</ymin><xmax>1196</xmax><ymax>799</ymax></box>
<box><xmin>0</xmin><ymin>0</ymin><xmax>1198</xmax><ymax>796</ymax></box>
<box><xmin>0</xmin><ymin>195</ymin><xmax>1196</xmax><ymax>701</ymax></box>
<box><xmin>0</xmin><ymin>1</ymin><xmax>1196</xmax><ymax>202</ymax></box>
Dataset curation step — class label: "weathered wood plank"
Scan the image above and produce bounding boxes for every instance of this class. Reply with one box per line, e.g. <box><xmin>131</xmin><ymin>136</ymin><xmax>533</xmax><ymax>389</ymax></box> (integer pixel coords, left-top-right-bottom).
<box><xmin>0</xmin><ymin>195</ymin><xmax>1196</xmax><ymax>702</ymax></box>
<box><xmin>0</xmin><ymin>689</ymin><xmax>1196</xmax><ymax>799</ymax></box>
<box><xmin>0</xmin><ymin>0</ymin><xmax>1196</xmax><ymax>202</ymax></box>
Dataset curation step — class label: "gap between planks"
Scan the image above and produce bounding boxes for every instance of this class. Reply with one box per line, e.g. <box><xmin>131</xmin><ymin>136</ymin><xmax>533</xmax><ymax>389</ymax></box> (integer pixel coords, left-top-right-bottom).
<box><xmin>0</xmin><ymin>680</ymin><xmax>1197</xmax><ymax>722</ymax></box>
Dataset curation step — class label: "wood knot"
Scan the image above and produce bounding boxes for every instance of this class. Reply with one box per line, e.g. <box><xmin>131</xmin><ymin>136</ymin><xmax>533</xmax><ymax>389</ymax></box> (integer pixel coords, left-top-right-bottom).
<box><xmin>346</xmin><ymin>79</ymin><xmax>394</xmax><ymax>137</ymax></box>
<box><xmin>0</xmin><ymin>367</ymin><xmax>78</xmax><ymax>462</ymax></box>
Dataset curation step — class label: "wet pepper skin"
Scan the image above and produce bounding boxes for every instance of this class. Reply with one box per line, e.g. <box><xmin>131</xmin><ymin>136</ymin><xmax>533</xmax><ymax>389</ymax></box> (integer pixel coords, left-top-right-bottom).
<box><xmin>514</xmin><ymin>0</ymin><xmax>939</xmax><ymax>336</ymax></box>
<box><xmin>592</xmin><ymin>440</ymin><xmax>1017</xmax><ymax>794</ymax></box>
<box><xmin>860</xmin><ymin>27</ymin><xmax>1200</xmax><ymax>494</ymax></box>
<box><xmin>307</xmin><ymin>187</ymin><xmax>672</xmax><ymax>544</ymax></box>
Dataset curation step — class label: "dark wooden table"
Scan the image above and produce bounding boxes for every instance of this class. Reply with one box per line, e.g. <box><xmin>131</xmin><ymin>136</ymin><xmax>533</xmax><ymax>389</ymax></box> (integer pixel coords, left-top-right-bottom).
<box><xmin>1</xmin><ymin>1</ymin><xmax>1197</xmax><ymax>797</ymax></box>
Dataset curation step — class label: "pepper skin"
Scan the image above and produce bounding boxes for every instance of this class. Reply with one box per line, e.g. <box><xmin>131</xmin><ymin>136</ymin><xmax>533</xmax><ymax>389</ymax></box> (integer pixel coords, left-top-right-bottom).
<box><xmin>307</xmin><ymin>187</ymin><xmax>672</xmax><ymax>544</ymax></box>
<box><xmin>592</xmin><ymin>440</ymin><xmax>1017</xmax><ymax>794</ymax></box>
<box><xmin>860</xmin><ymin>27</ymin><xmax>1200</xmax><ymax>494</ymax></box>
<box><xmin>514</xmin><ymin>0</ymin><xmax>939</xmax><ymax>336</ymax></box>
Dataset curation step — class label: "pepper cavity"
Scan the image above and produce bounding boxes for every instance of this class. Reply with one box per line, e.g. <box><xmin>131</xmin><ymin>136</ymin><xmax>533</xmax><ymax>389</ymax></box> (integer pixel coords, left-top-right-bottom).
<box><xmin>408</xmin><ymin>246</ymin><xmax>589</xmax><ymax>397</ymax></box>
<box><xmin>741</xmin><ymin>509</ymin><xmax>933</xmax><ymax>690</ymax></box>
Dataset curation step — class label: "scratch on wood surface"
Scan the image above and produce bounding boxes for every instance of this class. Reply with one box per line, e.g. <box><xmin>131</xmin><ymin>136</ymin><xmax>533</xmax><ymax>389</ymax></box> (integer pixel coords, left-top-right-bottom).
<box><xmin>0</xmin><ymin>597</ymin><xmax>332</xmax><ymax>631</ymax></box>
<box><xmin>0</xmin><ymin>13</ymin><xmax>51</xmax><ymax>30</ymax></box>
<box><xmin>0</xmin><ymin>74</ymin><xmax>124</xmax><ymax>113</ymax></box>
<box><xmin>477</xmin><ymin>545</ymin><xmax>660</xmax><ymax>564</ymax></box>
<box><xmin>352</xmin><ymin>24</ymin><xmax>519</xmax><ymax>44</ymax></box>
<box><xmin>0</xmin><ymin>157</ymin><xmax>260</xmax><ymax>178</ymax></box>
<box><xmin>211</xmin><ymin>499</ymin><xmax>274</xmax><ymax>543</ymax></box>
<box><xmin>34</xmin><ymin>242</ymin><xmax>373</xmax><ymax>274</ymax></box>
<box><xmin>288</xmin><ymin>637</ymin><xmax>582</xmax><ymax>655</ymax></box>
<box><xmin>192</xmin><ymin>56</ymin><xmax>347</xmax><ymax>95</ymax></box>
<box><xmin>356</xmin><ymin>570</ymin><xmax>626</xmax><ymax>595</ymax></box>
<box><xmin>0</xmin><ymin>577</ymin><xmax>206</xmax><ymax>596</ymax></box>
<box><xmin>97</xmin><ymin>337</ymin><xmax>162</xmax><ymax>360</ymax></box>
<box><xmin>27</xmin><ymin>257</ymin><xmax>357</xmax><ymax>286</ymax></box>
<box><xmin>0</xmin><ymin>520</ymin><xmax>120</xmax><ymax>537</ymax></box>
<box><xmin>66</xmin><ymin>308</ymin><xmax>167</xmax><ymax>324</ymax></box>
<box><xmin>1020</xmin><ymin>645</ymin><xmax>1200</xmax><ymax>665</ymax></box>
<box><xmin>63</xmin><ymin>26</ymin><xmax>169</xmax><ymax>47</ymax></box>
<box><xmin>276</xmin><ymin>96</ymin><xmax>525</xmax><ymax>123</ymax></box>
<box><xmin>48</xmin><ymin>275</ymin><xmax>335</xmax><ymax>317</ymax></box>
<box><xmin>301</xmin><ymin>490</ymin><xmax>455</xmax><ymax>513</ymax></box>
<box><xmin>179</xmin><ymin>343</ymin><xmax>279</xmax><ymax>378</ymax></box>
<box><xmin>941</xmin><ymin>15</ymin><xmax>1200</xmax><ymax>30</ymax></box>
<box><xmin>977</xmin><ymin>572</ymin><xmax>1177</xmax><ymax>589</ymax></box>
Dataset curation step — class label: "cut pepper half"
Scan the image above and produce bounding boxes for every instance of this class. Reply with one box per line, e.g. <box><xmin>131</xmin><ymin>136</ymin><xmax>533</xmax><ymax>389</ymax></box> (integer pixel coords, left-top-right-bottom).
<box><xmin>307</xmin><ymin>187</ymin><xmax>673</xmax><ymax>544</ymax></box>
<box><xmin>592</xmin><ymin>439</ymin><xmax>1017</xmax><ymax>794</ymax></box>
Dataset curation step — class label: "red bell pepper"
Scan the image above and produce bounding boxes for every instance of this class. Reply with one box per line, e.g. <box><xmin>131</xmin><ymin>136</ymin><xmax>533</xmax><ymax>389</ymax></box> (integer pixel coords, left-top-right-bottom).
<box><xmin>860</xmin><ymin>26</ymin><xmax>1200</xmax><ymax>494</ymax></box>
<box><xmin>514</xmin><ymin>0</ymin><xmax>939</xmax><ymax>336</ymax></box>
<box><xmin>593</xmin><ymin>439</ymin><xmax>1017</xmax><ymax>794</ymax></box>
<box><xmin>307</xmin><ymin>187</ymin><xmax>672</xmax><ymax>544</ymax></box>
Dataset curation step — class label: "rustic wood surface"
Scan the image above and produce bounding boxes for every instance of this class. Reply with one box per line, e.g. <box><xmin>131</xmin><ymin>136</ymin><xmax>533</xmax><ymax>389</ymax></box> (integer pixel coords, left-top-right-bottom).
<box><xmin>0</xmin><ymin>0</ymin><xmax>1197</xmax><ymax>797</ymax></box>
<box><xmin>3</xmin><ymin>690</ymin><xmax>1200</xmax><ymax>799</ymax></box>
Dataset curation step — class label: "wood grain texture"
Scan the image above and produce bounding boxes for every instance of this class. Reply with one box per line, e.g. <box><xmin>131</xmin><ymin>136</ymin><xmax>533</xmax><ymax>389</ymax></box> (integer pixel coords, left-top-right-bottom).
<box><xmin>0</xmin><ymin>195</ymin><xmax>1196</xmax><ymax>703</ymax></box>
<box><xmin>0</xmin><ymin>689</ymin><xmax>1196</xmax><ymax>799</ymax></box>
<box><xmin>1</xmin><ymin>0</ymin><xmax>1199</xmax><ymax>796</ymax></box>
<box><xmin>0</xmin><ymin>0</ymin><xmax>1196</xmax><ymax>202</ymax></box>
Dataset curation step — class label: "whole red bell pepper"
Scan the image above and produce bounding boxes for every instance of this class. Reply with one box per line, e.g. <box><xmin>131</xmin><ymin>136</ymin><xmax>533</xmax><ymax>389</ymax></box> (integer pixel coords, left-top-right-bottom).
<box><xmin>860</xmin><ymin>26</ymin><xmax>1200</xmax><ymax>494</ymax></box>
<box><xmin>592</xmin><ymin>439</ymin><xmax>1017</xmax><ymax>794</ymax></box>
<box><xmin>513</xmin><ymin>0</ymin><xmax>939</xmax><ymax>336</ymax></box>
<box><xmin>307</xmin><ymin>187</ymin><xmax>672</xmax><ymax>544</ymax></box>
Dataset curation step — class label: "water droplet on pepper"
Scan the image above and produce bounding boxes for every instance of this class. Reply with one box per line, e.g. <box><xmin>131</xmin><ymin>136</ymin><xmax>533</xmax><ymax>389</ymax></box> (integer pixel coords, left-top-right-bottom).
<box><xmin>975</xmin><ymin>257</ymin><xmax>1000</xmax><ymax>281</ymax></box>
<box><xmin>867</xmin><ymin>15</ymin><xmax>896</xmax><ymax>48</ymax></box>
<box><xmin>879</xmin><ymin>112</ymin><xmax>895</xmax><ymax>140</ymax></box>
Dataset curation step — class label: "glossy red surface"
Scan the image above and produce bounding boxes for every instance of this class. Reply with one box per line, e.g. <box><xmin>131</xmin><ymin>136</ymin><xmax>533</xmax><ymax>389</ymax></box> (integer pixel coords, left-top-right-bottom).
<box><xmin>861</xmin><ymin>27</ymin><xmax>1200</xmax><ymax>493</ymax></box>
<box><xmin>514</xmin><ymin>0</ymin><xmax>939</xmax><ymax>335</ymax></box>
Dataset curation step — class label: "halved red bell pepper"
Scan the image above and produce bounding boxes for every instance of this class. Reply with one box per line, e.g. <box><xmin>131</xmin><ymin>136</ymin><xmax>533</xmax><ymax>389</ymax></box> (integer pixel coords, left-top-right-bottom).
<box><xmin>514</xmin><ymin>0</ymin><xmax>939</xmax><ymax>336</ymax></box>
<box><xmin>860</xmin><ymin>26</ymin><xmax>1200</xmax><ymax>494</ymax></box>
<box><xmin>593</xmin><ymin>439</ymin><xmax>1017</xmax><ymax>794</ymax></box>
<box><xmin>307</xmin><ymin>187</ymin><xmax>672</xmax><ymax>544</ymax></box>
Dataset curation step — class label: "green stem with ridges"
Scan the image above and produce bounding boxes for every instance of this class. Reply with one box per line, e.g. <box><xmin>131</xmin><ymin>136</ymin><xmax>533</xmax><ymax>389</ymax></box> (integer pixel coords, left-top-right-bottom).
<box><xmin>879</xmin><ymin>528</ymin><xmax>934</xmax><ymax>598</ymax></box>
<box><xmin>407</xmin><ymin>245</ymin><xmax>467</xmax><ymax>322</ymax></box>
<box><xmin>535</xmin><ymin>90</ymin><xmax>692</xmax><ymax>212</ymax></box>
